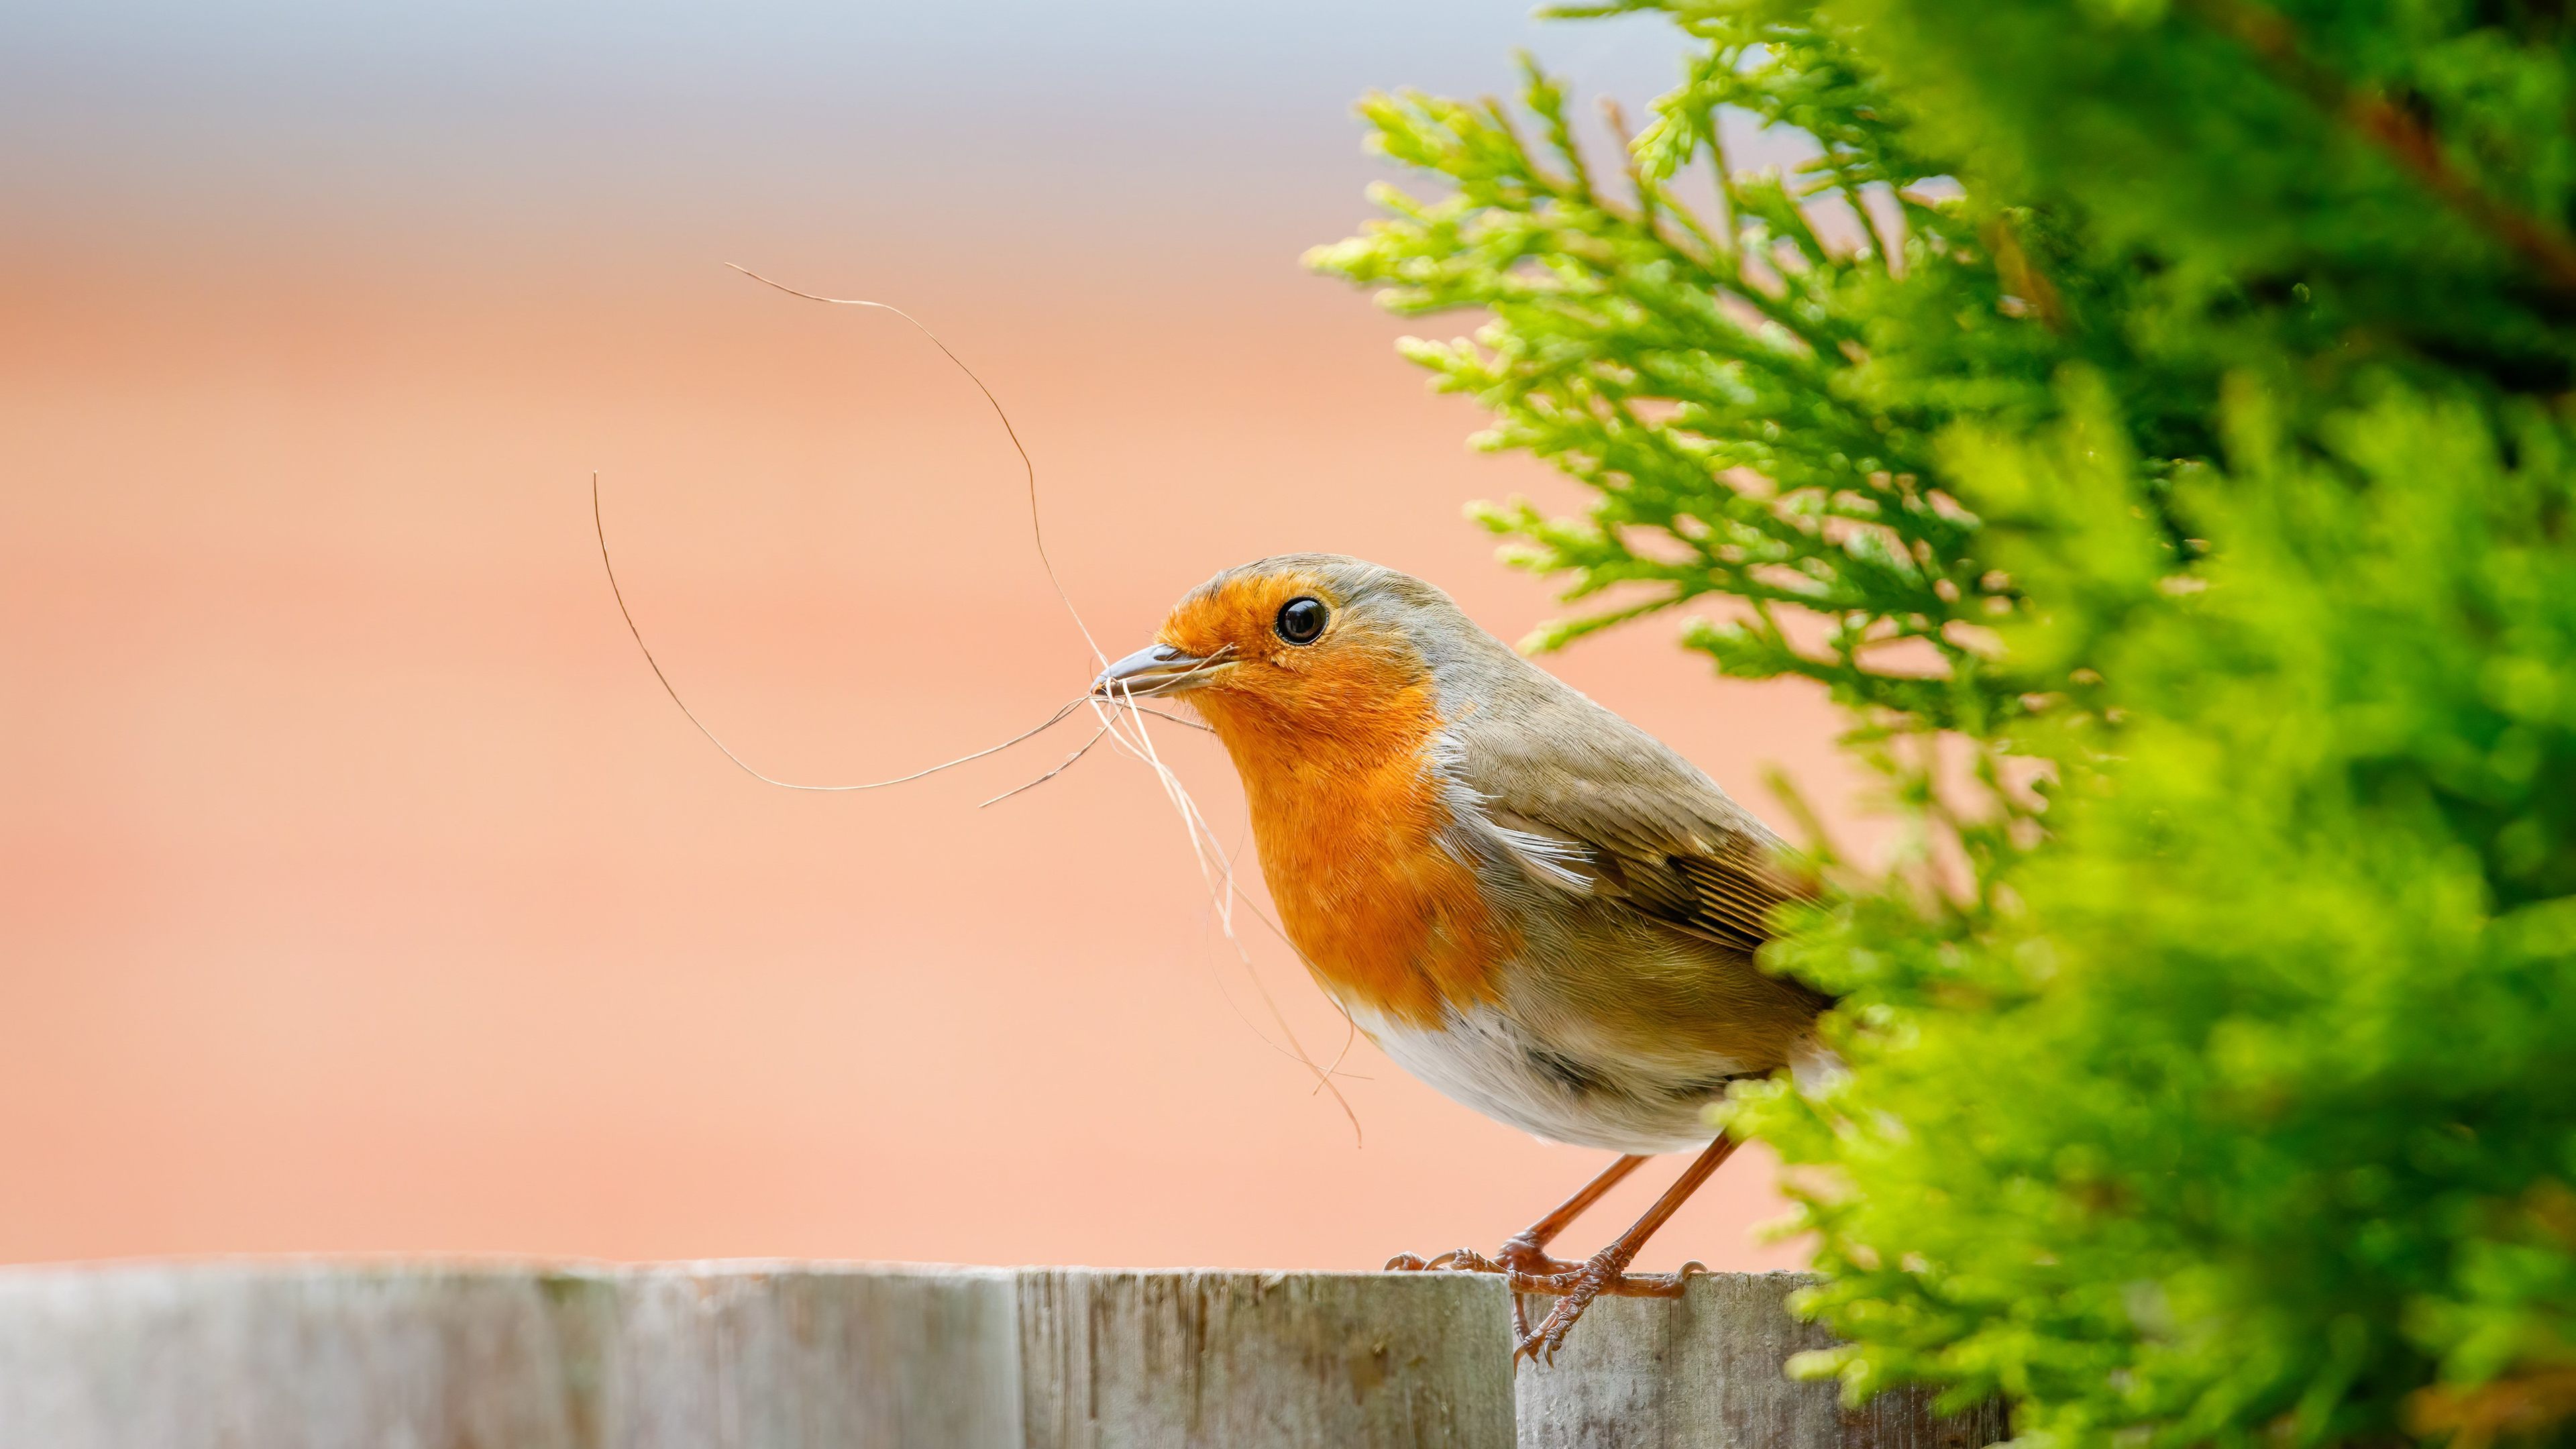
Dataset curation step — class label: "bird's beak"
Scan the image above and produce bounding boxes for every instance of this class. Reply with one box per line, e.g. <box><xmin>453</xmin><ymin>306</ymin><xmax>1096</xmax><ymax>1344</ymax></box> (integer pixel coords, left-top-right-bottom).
<box><xmin>1091</xmin><ymin>643</ymin><xmax>1236</xmax><ymax>700</ymax></box>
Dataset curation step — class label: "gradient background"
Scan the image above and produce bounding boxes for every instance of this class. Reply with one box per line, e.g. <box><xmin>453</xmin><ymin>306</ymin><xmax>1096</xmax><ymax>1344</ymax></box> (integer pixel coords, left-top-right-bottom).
<box><xmin>0</xmin><ymin>0</ymin><xmax>1865</xmax><ymax>1272</ymax></box>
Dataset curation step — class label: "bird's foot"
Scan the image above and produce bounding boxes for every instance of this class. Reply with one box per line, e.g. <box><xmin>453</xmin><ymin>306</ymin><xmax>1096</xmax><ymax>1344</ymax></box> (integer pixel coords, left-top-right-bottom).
<box><xmin>1386</xmin><ymin>1234</ymin><xmax>1589</xmax><ymax>1338</ymax></box>
<box><xmin>1493</xmin><ymin>1230</ymin><xmax>1583</xmax><ymax>1278</ymax></box>
<box><xmin>1388</xmin><ymin>1238</ymin><xmax>1707</xmax><ymax>1354</ymax></box>
<box><xmin>1383</xmin><ymin>1233</ymin><xmax>1578</xmax><ymax>1281</ymax></box>
<box><xmin>1510</xmin><ymin>1247</ymin><xmax>1707</xmax><ymax>1366</ymax></box>
<box><xmin>1386</xmin><ymin>1248</ymin><xmax>1483</xmax><ymax>1273</ymax></box>
<box><xmin>1489</xmin><ymin>1230</ymin><xmax>1582</xmax><ymax>1339</ymax></box>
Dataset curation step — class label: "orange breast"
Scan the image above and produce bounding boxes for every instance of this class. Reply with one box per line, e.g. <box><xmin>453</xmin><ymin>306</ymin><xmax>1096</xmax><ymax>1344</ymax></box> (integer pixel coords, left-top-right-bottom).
<box><xmin>1192</xmin><ymin>681</ymin><xmax>1511</xmax><ymax>1030</ymax></box>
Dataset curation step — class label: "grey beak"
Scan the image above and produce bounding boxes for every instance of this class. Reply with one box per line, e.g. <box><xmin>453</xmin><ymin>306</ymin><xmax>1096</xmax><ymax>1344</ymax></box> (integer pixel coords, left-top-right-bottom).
<box><xmin>1091</xmin><ymin>643</ymin><xmax>1236</xmax><ymax>699</ymax></box>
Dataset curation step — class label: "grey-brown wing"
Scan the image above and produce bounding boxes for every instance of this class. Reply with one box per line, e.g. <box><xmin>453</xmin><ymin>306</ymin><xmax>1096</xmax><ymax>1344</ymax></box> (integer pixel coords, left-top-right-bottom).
<box><xmin>1484</xmin><ymin>796</ymin><xmax>1796</xmax><ymax>955</ymax></box>
<box><xmin>1457</xmin><ymin>708</ymin><xmax>1808</xmax><ymax>958</ymax></box>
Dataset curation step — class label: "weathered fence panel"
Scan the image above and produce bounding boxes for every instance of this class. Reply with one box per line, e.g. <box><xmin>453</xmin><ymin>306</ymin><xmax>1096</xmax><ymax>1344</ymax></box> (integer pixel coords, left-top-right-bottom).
<box><xmin>0</xmin><ymin>1261</ymin><xmax>2000</xmax><ymax>1449</ymax></box>
<box><xmin>1515</xmin><ymin>1274</ymin><xmax>2007</xmax><ymax>1449</ymax></box>
<box><xmin>596</xmin><ymin>1264</ymin><xmax>1022</xmax><ymax>1449</ymax></box>
<box><xmin>0</xmin><ymin>1263</ymin><xmax>588</xmax><ymax>1449</ymax></box>
<box><xmin>1018</xmin><ymin>1269</ymin><xmax>1511</xmax><ymax>1449</ymax></box>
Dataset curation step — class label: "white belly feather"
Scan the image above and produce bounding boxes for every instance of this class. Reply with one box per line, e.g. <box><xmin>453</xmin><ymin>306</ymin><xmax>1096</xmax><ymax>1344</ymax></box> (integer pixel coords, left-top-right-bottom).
<box><xmin>1346</xmin><ymin>999</ymin><xmax>1736</xmax><ymax>1156</ymax></box>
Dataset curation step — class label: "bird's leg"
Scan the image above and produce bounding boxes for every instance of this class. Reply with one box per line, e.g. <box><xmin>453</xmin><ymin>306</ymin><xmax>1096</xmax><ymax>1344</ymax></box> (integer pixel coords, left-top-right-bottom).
<box><xmin>1387</xmin><ymin>1152</ymin><xmax>1646</xmax><ymax>1275</ymax></box>
<box><xmin>1385</xmin><ymin>1152</ymin><xmax>1648</xmax><ymax>1273</ymax></box>
<box><xmin>1383</xmin><ymin>1153</ymin><xmax>1652</xmax><ymax>1340</ymax></box>
<box><xmin>1514</xmin><ymin>1133</ymin><xmax>1741</xmax><ymax>1366</ymax></box>
<box><xmin>1496</xmin><ymin>1152</ymin><xmax>1651</xmax><ymax>1270</ymax></box>
<box><xmin>1487</xmin><ymin>1152</ymin><xmax>1648</xmax><ymax>1339</ymax></box>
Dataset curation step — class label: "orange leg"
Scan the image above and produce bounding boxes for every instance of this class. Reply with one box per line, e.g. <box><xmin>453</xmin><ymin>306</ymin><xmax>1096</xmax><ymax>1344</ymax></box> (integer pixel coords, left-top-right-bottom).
<box><xmin>1497</xmin><ymin>1152</ymin><xmax>1652</xmax><ymax>1269</ymax></box>
<box><xmin>1386</xmin><ymin>1152</ymin><xmax>1646</xmax><ymax>1275</ymax></box>
<box><xmin>1512</xmin><ymin>1132</ymin><xmax>1742</xmax><ymax>1364</ymax></box>
<box><xmin>1386</xmin><ymin>1153</ymin><xmax>1652</xmax><ymax>1340</ymax></box>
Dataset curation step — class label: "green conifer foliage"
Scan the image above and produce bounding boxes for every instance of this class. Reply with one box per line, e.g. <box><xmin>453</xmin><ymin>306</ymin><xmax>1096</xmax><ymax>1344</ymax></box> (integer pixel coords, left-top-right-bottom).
<box><xmin>1313</xmin><ymin>3</ymin><xmax>2576</xmax><ymax>1445</ymax></box>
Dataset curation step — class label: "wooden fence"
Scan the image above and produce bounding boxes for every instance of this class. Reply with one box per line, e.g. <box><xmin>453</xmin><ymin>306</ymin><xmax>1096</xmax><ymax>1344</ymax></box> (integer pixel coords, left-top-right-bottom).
<box><xmin>0</xmin><ymin>1262</ymin><xmax>2004</xmax><ymax>1448</ymax></box>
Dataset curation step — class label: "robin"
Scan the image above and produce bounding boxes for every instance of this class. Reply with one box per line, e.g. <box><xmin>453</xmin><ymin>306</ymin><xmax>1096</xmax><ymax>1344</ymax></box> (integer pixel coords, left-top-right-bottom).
<box><xmin>1091</xmin><ymin>553</ymin><xmax>1833</xmax><ymax>1362</ymax></box>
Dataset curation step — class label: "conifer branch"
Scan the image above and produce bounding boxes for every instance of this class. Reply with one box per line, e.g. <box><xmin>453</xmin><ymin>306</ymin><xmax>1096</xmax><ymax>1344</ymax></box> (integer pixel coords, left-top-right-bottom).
<box><xmin>2182</xmin><ymin>0</ymin><xmax>2576</xmax><ymax>295</ymax></box>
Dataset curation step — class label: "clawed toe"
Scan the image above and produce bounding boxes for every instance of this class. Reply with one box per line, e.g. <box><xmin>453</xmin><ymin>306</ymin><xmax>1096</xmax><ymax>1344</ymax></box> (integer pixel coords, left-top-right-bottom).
<box><xmin>1397</xmin><ymin>1232</ymin><xmax>1692</xmax><ymax>1356</ymax></box>
<box><xmin>1391</xmin><ymin>1235</ymin><xmax>1688</xmax><ymax>1356</ymax></box>
<box><xmin>1408</xmin><ymin>1136</ymin><xmax>1741</xmax><ymax>1365</ymax></box>
<box><xmin>1389</xmin><ymin>1246</ymin><xmax>1509</xmax><ymax>1274</ymax></box>
<box><xmin>1509</xmin><ymin>1243</ymin><xmax>1681</xmax><ymax>1366</ymax></box>
<box><xmin>1389</xmin><ymin>1244</ymin><xmax>1550</xmax><ymax>1277</ymax></box>
<box><xmin>1495</xmin><ymin>1235</ymin><xmax>1580</xmax><ymax>1279</ymax></box>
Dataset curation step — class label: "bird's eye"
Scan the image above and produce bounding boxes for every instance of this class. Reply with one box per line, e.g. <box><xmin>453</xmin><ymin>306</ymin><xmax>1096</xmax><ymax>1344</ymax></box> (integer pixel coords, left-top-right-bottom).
<box><xmin>1275</xmin><ymin>596</ymin><xmax>1328</xmax><ymax>645</ymax></box>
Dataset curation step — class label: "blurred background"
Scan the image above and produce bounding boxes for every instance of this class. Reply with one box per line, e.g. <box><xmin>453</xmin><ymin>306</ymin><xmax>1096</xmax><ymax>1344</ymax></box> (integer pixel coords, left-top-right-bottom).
<box><xmin>0</xmin><ymin>0</ymin><xmax>1864</xmax><ymax>1271</ymax></box>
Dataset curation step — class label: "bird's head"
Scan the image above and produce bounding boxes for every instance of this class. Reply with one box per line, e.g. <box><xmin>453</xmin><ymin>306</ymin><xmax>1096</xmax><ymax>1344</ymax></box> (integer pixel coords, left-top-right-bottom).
<box><xmin>1091</xmin><ymin>554</ymin><xmax>1483</xmax><ymax>751</ymax></box>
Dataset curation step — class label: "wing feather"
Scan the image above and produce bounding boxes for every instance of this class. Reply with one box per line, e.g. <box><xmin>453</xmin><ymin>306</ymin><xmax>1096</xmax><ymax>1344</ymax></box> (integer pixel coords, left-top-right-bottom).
<box><xmin>1453</xmin><ymin>700</ymin><xmax>1810</xmax><ymax>959</ymax></box>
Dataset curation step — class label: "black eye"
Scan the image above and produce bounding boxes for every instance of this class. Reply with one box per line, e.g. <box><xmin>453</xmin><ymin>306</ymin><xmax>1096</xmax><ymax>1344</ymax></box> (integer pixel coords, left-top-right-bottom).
<box><xmin>1275</xmin><ymin>596</ymin><xmax>1328</xmax><ymax>645</ymax></box>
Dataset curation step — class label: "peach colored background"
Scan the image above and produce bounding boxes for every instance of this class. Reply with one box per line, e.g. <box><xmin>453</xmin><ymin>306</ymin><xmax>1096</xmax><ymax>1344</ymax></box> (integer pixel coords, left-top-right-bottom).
<box><xmin>0</xmin><ymin>1</ymin><xmax>1858</xmax><ymax>1273</ymax></box>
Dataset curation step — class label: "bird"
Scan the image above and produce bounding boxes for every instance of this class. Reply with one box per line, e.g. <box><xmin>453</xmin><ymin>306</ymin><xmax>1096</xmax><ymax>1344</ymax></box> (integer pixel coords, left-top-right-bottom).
<box><xmin>1091</xmin><ymin>553</ymin><xmax>1834</xmax><ymax>1362</ymax></box>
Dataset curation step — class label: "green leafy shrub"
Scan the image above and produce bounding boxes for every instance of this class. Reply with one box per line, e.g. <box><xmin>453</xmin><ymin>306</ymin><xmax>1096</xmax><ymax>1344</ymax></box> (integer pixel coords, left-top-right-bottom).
<box><xmin>1311</xmin><ymin>3</ymin><xmax>2576</xmax><ymax>1446</ymax></box>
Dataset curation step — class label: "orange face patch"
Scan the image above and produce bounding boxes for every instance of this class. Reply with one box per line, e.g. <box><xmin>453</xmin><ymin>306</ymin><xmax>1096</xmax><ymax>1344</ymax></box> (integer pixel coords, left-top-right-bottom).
<box><xmin>1155</xmin><ymin>572</ymin><xmax>1509</xmax><ymax>1028</ymax></box>
<box><xmin>1155</xmin><ymin>568</ymin><xmax>1328</xmax><ymax>686</ymax></box>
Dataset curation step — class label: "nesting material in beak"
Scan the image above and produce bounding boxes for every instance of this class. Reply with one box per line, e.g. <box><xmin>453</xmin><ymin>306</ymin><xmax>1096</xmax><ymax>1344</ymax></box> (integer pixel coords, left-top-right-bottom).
<box><xmin>1091</xmin><ymin>643</ymin><xmax>1236</xmax><ymax>699</ymax></box>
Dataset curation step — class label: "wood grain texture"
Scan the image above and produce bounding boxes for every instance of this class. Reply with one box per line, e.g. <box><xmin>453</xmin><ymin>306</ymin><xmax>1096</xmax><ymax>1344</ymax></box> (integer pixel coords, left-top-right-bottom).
<box><xmin>0</xmin><ymin>1260</ymin><xmax>1021</xmax><ymax>1449</ymax></box>
<box><xmin>0</xmin><ymin>1261</ymin><xmax>586</xmax><ymax>1449</ymax></box>
<box><xmin>595</xmin><ymin>1263</ymin><xmax>1020</xmax><ymax>1449</ymax></box>
<box><xmin>1017</xmin><ymin>1268</ymin><xmax>1513</xmax><ymax>1449</ymax></box>
<box><xmin>1515</xmin><ymin>1272</ymin><xmax>2008</xmax><ymax>1449</ymax></box>
<box><xmin>0</xmin><ymin>1263</ymin><xmax>2000</xmax><ymax>1449</ymax></box>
